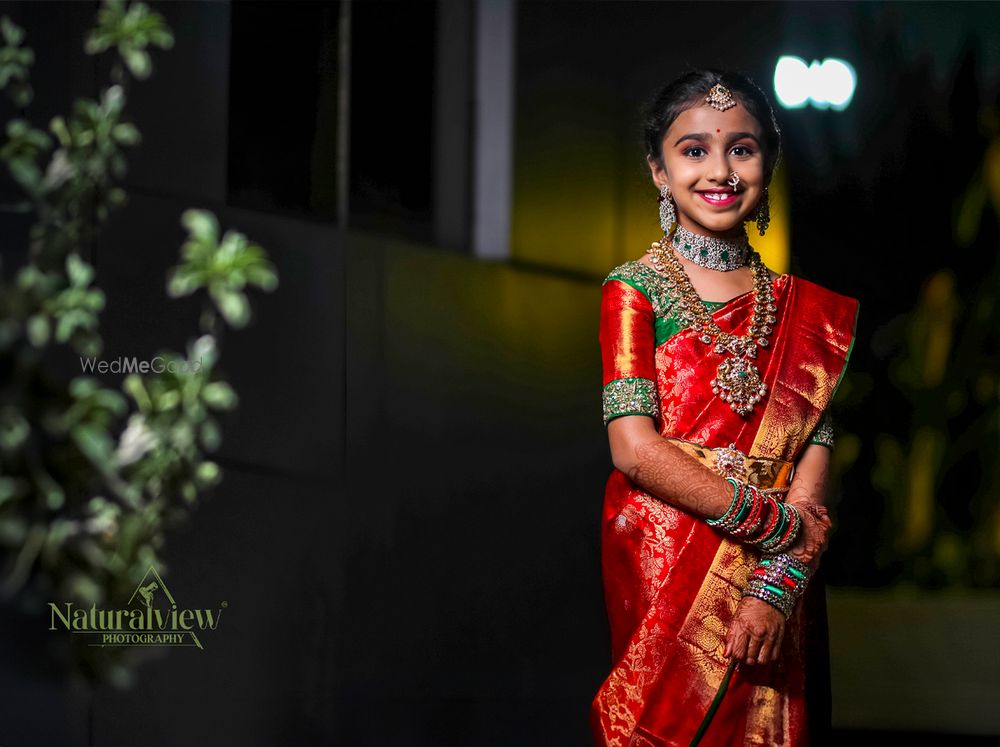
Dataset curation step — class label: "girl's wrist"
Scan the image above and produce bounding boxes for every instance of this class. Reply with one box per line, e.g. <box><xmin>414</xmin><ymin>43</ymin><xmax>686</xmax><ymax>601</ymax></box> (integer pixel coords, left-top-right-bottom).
<box><xmin>741</xmin><ymin>552</ymin><xmax>813</xmax><ymax>618</ymax></box>
<box><xmin>707</xmin><ymin>478</ymin><xmax>801</xmax><ymax>552</ymax></box>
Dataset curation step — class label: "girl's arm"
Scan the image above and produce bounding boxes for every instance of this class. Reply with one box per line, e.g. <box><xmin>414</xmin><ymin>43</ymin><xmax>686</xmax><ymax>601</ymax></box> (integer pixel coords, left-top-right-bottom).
<box><xmin>725</xmin><ymin>443</ymin><xmax>834</xmax><ymax>665</ymax></box>
<box><xmin>785</xmin><ymin>443</ymin><xmax>834</xmax><ymax>572</ymax></box>
<box><xmin>608</xmin><ymin>414</ymin><xmax>831</xmax><ymax>565</ymax></box>
<box><xmin>607</xmin><ymin>414</ymin><xmax>736</xmax><ymax>521</ymax></box>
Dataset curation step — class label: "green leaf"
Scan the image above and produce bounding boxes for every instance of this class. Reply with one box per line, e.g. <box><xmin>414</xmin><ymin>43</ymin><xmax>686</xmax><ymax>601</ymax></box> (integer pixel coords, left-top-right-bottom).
<box><xmin>189</xmin><ymin>334</ymin><xmax>217</xmax><ymax>367</ymax></box>
<box><xmin>122</xmin><ymin>48</ymin><xmax>151</xmax><ymax>79</ymax></box>
<box><xmin>155</xmin><ymin>389</ymin><xmax>180</xmax><ymax>411</ymax></box>
<box><xmin>166</xmin><ymin>267</ymin><xmax>199</xmax><ymax>297</ymax></box>
<box><xmin>84</xmin><ymin>33</ymin><xmax>111</xmax><ymax>55</ymax></box>
<box><xmin>199</xmin><ymin>418</ymin><xmax>221</xmax><ymax>451</ymax></box>
<box><xmin>148</xmin><ymin>28</ymin><xmax>174</xmax><ymax>49</ymax></box>
<box><xmin>66</xmin><ymin>253</ymin><xmax>94</xmax><ymax>286</ymax></box>
<box><xmin>1</xmin><ymin>17</ymin><xmax>25</xmax><ymax>46</ymax></box>
<box><xmin>0</xmin><ymin>407</ymin><xmax>30</xmax><ymax>451</ymax></box>
<box><xmin>246</xmin><ymin>264</ymin><xmax>279</xmax><ymax>291</ymax></box>
<box><xmin>181</xmin><ymin>209</ymin><xmax>219</xmax><ymax>243</ymax></box>
<box><xmin>213</xmin><ymin>288</ymin><xmax>250</xmax><ymax>328</ymax></box>
<box><xmin>26</xmin><ymin>313</ymin><xmax>49</xmax><ymax>346</ymax></box>
<box><xmin>93</xmin><ymin>387</ymin><xmax>127</xmax><ymax>414</ymax></box>
<box><xmin>55</xmin><ymin>310</ymin><xmax>84</xmax><ymax>342</ymax></box>
<box><xmin>111</xmin><ymin>122</ymin><xmax>140</xmax><ymax>145</ymax></box>
<box><xmin>49</xmin><ymin>115</ymin><xmax>71</xmax><ymax>147</ymax></box>
<box><xmin>201</xmin><ymin>381</ymin><xmax>236</xmax><ymax>409</ymax></box>
<box><xmin>38</xmin><ymin>472</ymin><xmax>65</xmax><ymax>510</ymax></box>
<box><xmin>69</xmin><ymin>377</ymin><xmax>99</xmax><ymax>398</ymax></box>
<box><xmin>194</xmin><ymin>460</ymin><xmax>221</xmax><ymax>487</ymax></box>
<box><xmin>67</xmin><ymin>573</ymin><xmax>101</xmax><ymax>606</ymax></box>
<box><xmin>123</xmin><ymin>374</ymin><xmax>152</xmax><ymax>412</ymax></box>
<box><xmin>9</xmin><ymin>158</ymin><xmax>41</xmax><ymax>191</ymax></box>
<box><xmin>72</xmin><ymin>423</ymin><xmax>116</xmax><ymax>467</ymax></box>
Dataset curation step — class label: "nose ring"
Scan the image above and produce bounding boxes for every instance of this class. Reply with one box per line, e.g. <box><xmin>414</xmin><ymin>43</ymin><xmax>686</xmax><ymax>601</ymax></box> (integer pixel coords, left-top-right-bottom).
<box><xmin>727</xmin><ymin>171</ymin><xmax>740</xmax><ymax>191</ymax></box>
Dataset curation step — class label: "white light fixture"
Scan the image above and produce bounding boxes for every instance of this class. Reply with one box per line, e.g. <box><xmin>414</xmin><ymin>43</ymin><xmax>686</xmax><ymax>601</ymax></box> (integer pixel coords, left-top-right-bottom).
<box><xmin>774</xmin><ymin>56</ymin><xmax>856</xmax><ymax>111</ymax></box>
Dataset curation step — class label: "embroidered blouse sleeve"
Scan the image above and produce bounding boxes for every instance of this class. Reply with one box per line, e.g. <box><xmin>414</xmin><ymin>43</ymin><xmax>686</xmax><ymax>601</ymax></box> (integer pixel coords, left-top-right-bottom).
<box><xmin>599</xmin><ymin>274</ymin><xmax>660</xmax><ymax>427</ymax></box>
<box><xmin>807</xmin><ymin>408</ymin><xmax>835</xmax><ymax>450</ymax></box>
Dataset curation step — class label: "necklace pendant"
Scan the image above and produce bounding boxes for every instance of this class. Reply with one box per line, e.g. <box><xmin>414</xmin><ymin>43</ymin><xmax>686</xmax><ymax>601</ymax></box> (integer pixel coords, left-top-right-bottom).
<box><xmin>712</xmin><ymin>356</ymin><xmax>768</xmax><ymax>417</ymax></box>
<box><xmin>647</xmin><ymin>243</ymin><xmax>778</xmax><ymax>417</ymax></box>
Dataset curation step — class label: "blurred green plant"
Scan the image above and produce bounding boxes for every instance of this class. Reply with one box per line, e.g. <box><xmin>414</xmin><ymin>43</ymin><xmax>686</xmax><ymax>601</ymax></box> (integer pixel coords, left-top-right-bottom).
<box><xmin>0</xmin><ymin>0</ymin><xmax>277</xmax><ymax>688</ymax></box>
<box><xmin>871</xmin><ymin>105</ymin><xmax>1000</xmax><ymax>588</ymax></box>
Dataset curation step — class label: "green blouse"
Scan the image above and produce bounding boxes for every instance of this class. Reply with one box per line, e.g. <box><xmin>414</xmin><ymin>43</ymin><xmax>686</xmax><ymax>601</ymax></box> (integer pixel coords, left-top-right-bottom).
<box><xmin>601</xmin><ymin>261</ymin><xmax>835</xmax><ymax>450</ymax></box>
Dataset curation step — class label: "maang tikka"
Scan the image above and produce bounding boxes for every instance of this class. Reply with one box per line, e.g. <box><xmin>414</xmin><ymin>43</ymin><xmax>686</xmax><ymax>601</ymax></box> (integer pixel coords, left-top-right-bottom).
<box><xmin>706</xmin><ymin>83</ymin><xmax>737</xmax><ymax>111</ymax></box>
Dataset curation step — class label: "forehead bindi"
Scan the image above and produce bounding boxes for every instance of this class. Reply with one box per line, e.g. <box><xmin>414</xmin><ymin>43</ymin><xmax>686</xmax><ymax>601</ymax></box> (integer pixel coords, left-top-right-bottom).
<box><xmin>666</xmin><ymin>106</ymin><xmax>762</xmax><ymax>147</ymax></box>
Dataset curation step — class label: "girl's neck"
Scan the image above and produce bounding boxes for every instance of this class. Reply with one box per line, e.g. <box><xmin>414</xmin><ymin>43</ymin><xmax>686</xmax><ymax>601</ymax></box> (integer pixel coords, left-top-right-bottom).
<box><xmin>675</xmin><ymin>218</ymin><xmax>746</xmax><ymax>242</ymax></box>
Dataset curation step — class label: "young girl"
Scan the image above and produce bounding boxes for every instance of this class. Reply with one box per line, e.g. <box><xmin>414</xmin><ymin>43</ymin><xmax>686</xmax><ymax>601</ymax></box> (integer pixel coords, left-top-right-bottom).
<box><xmin>590</xmin><ymin>69</ymin><xmax>860</xmax><ymax>746</ymax></box>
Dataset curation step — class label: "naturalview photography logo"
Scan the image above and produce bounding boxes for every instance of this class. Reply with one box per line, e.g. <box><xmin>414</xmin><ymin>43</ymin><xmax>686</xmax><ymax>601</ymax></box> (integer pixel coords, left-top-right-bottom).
<box><xmin>79</xmin><ymin>355</ymin><xmax>203</xmax><ymax>374</ymax></box>
<box><xmin>49</xmin><ymin>566</ymin><xmax>226</xmax><ymax>649</ymax></box>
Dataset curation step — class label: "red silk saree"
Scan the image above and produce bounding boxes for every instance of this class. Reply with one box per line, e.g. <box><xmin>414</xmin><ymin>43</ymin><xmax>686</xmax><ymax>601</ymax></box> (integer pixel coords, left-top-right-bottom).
<box><xmin>591</xmin><ymin>260</ymin><xmax>860</xmax><ymax>746</ymax></box>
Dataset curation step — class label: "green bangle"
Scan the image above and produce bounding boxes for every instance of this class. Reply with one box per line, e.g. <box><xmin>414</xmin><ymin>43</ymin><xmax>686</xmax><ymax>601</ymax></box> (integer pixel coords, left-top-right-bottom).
<box><xmin>742</xmin><ymin>552</ymin><xmax>813</xmax><ymax>618</ymax></box>
<box><xmin>707</xmin><ymin>477</ymin><xmax>743</xmax><ymax>527</ymax></box>
<box><xmin>755</xmin><ymin>501</ymin><xmax>788</xmax><ymax>549</ymax></box>
<box><xmin>762</xmin><ymin>504</ymin><xmax>802</xmax><ymax>553</ymax></box>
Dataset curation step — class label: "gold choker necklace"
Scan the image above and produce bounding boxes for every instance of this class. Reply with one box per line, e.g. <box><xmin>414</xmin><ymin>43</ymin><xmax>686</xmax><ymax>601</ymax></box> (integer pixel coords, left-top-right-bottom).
<box><xmin>646</xmin><ymin>239</ymin><xmax>778</xmax><ymax>417</ymax></box>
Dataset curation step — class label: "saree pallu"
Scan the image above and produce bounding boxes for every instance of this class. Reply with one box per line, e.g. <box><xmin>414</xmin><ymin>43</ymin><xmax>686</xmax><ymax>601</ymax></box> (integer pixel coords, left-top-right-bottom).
<box><xmin>591</xmin><ymin>262</ymin><xmax>860</xmax><ymax>746</ymax></box>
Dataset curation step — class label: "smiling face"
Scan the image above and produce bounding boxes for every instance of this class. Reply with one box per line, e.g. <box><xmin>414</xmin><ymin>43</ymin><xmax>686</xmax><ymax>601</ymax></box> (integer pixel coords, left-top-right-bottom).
<box><xmin>647</xmin><ymin>100</ymin><xmax>766</xmax><ymax>240</ymax></box>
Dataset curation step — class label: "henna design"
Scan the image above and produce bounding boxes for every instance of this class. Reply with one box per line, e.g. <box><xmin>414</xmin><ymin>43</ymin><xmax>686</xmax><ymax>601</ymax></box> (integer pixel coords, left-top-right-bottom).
<box><xmin>725</xmin><ymin>595</ymin><xmax>784</xmax><ymax>665</ymax></box>
<box><xmin>786</xmin><ymin>452</ymin><xmax>833</xmax><ymax>563</ymax></box>
<box><xmin>788</xmin><ymin>456</ymin><xmax>829</xmax><ymax>505</ymax></box>
<box><xmin>626</xmin><ymin>438</ymin><xmax>733</xmax><ymax>519</ymax></box>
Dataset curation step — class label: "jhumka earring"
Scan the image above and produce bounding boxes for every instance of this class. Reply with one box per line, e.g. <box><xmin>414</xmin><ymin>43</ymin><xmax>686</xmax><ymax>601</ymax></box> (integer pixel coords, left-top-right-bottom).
<box><xmin>754</xmin><ymin>187</ymin><xmax>771</xmax><ymax>236</ymax></box>
<box><xmin>658</xmin><ymin>183</ymin><xmax>676</xmax><ymax>235</ymax></box>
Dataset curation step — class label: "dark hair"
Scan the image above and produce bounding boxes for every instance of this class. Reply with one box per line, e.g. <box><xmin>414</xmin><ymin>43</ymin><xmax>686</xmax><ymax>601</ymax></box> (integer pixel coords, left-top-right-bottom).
<box><xmin>642</xmin><ymin>68</ymin><xmax>782</xmax><ymax>184</ymax></box>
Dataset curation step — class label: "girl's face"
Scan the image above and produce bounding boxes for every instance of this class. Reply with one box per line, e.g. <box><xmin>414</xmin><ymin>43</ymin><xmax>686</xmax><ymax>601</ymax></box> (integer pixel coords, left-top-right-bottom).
<box><xmin>648</xmin><ymin>101</ymin><xmax>766</xmax><ymax>240</ymax></box>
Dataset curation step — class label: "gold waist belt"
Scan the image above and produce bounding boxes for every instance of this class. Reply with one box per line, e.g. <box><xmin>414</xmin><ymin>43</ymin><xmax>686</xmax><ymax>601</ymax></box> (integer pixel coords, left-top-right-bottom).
<box><xmin>663</xmin><ymin>435</ymin><xmax>793</xmax><ymax>495</ymax></box>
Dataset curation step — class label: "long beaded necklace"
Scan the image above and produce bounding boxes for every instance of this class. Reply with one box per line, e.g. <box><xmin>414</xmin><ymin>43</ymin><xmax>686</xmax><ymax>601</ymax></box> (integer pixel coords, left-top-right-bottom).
<box><xmin>646</xmin><ymin>237</ymin><xmax>778</xmax><ymax>417</ymax></box>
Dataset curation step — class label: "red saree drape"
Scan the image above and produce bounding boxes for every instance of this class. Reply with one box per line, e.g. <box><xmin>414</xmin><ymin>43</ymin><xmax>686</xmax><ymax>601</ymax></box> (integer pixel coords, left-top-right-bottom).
<box><xmin>591</xmin><ymin>263</ymin><xmax>860</xmax><ymax>746</ymax></box>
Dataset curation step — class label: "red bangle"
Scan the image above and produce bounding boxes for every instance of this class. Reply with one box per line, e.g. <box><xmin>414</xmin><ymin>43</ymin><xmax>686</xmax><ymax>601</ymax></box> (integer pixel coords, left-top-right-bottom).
<box><xmin>748</xmin><ymin>495</ymin><xmax>780</xmax><ymax>543</ymax></box>
<box><xmin>769</xmin><ymin>504</ymin><xmax>801</xmax><ymax>552</ymax></box>
<box><xmin>731</xmin><ymin>485</ymin><xmax>765</xmax><ymax>538</ymax></box>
